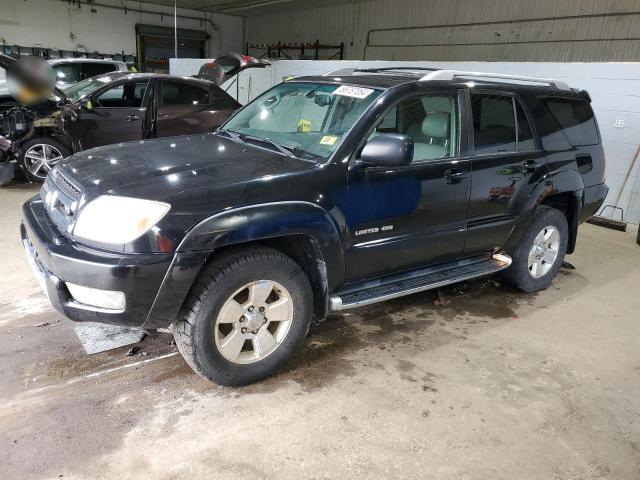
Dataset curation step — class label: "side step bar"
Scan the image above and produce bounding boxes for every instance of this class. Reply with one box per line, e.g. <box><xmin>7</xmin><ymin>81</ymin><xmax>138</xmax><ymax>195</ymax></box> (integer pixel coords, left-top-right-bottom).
<box><xmin>330</xmin><ymin>253</ymin><xmax>512</xmax><ymax>311</ymax></box>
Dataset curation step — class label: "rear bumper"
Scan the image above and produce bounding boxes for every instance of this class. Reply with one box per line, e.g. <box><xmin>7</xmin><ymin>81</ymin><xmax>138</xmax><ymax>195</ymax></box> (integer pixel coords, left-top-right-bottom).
<box><xmin>580</xmin><ymin>183</ymin><xmax>609</xmax><ymax>222</ymax></box>
<box><xmin>21</xmin><ymin>197</ymin><xmax>175</xmax><ymax>328</ymax></box>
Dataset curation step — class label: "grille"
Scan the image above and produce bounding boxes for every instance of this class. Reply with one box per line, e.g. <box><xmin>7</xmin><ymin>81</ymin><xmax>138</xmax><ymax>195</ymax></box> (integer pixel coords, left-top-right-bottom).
<box><xmin>51</xmin><ymin>168</ymin><xmax>82</xmax><ymax>199</ymax></box>
<box><xmin>40</xmin><ymin>168</ymin><xmax>84</xmax><ymax>235</ymax></box>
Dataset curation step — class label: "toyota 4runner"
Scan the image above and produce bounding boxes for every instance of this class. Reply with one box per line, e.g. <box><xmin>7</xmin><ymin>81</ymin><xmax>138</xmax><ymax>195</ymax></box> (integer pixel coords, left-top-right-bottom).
<box><xmin>21</xmin><ymin>67</ymin><xmax>608</xmax><ymax>385</ymax></box>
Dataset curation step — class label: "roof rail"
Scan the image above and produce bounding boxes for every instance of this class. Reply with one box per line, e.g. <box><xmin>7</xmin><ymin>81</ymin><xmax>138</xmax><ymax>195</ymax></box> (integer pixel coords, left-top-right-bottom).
<box><xmin>323</xmin><ymin>66</ymin><xmax>439</xmax><ymax>76</ymax></box>
<box><xmin>322</xmin><ymin>67</ymin><xmax>356</xmax><ymax>76</ymax></box>
<box><xmin>419</xmin><ymin>69</ymin><xmax>570</xmax><ymax>90</ymax></box>
<box><xmin>355</xmin><ymin>67</ymin><xmax>439</xmax><ymax>73</ymax></box>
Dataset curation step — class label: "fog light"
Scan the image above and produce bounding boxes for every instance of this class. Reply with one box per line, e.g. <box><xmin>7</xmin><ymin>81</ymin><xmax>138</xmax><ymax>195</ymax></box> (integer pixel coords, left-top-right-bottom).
<box><xmin>66</xmin><ymin>283</ymin><xmax>125</xmax><ymax>311</ymax></box>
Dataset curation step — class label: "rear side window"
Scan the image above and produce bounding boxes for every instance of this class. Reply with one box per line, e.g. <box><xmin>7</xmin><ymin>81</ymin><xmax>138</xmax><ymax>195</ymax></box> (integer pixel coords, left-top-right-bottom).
<box><xmin>53</xmin><ymin>63</ymin><xmax>82</xmax><ymax>83</ymax></box>
<box><xmin>82</xmin><ymin>63</ymin><xmax>117</xmax><ymax>79</ymax></box>
<box><xmin>161</xmin><ymin>81</ymin><xmax>209</xmax><ymax>106</ymax></box>
<box><xmin>542</xmin><ymin>98</ymin><xmax>599</xmax><ymax>146</ymax></box>
<box><xmin>471</xmin><ymin>94</ymin><xmax>516</xmax><ymax>154</ymax></box>
<box><xmin>471</xmin><ymin>94</ymin><xmax>537</xmax><ymax>154</ymax></box>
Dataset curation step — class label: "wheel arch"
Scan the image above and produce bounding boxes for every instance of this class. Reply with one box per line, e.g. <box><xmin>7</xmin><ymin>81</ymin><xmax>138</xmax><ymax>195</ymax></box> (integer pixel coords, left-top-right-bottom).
<box><xmin>144</xmin><ymin>202</ymin><xmax>344</xmax><ymax>329</ymax></box>
<box><xmin>505</xmin><ymin>170</ymin><xmax>584</xmax><ymax>254</ymax></box>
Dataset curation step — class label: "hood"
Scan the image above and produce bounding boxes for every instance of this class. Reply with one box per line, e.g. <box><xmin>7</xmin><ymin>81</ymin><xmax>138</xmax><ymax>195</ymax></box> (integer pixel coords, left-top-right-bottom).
<box><xmin>58</xmin><ymin>134</ymin><xmax>316</xmax><ymax>209</ymax></box>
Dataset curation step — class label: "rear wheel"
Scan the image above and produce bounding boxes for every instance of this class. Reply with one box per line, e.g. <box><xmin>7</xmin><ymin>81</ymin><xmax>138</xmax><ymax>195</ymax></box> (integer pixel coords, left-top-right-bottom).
<box><xmin>174</xmin><ymin>247</ymin><xmax>313</xmax><ymax>386</ymax></box>
<box><xmin>505</xmin><ymin>206</ymin><xmax>568</xmax><ymax>292</ymax></box>
<box><xmin>20</xmin><ymin>137</ymin><xmax>70</xmax><ymax>182</ymax></box>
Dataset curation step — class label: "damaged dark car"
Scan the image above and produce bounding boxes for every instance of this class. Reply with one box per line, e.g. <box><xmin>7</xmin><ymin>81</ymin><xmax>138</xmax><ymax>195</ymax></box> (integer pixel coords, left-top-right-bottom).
<box><xmin>0</xmin><ymin>52</ymin><xmax>267</xmax><ymax>182</ymax></box>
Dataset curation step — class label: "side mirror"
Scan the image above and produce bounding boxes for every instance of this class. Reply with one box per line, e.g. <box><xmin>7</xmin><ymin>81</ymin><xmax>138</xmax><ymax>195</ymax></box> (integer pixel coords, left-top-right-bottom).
<box><xmin>359</xmin><ymin>133</ymin><xmax>413</xmax><ymax>167</ymax></box>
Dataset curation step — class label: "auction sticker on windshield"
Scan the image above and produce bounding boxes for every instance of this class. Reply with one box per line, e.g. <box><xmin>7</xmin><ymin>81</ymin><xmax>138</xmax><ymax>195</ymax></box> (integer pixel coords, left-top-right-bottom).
<box><xmin>333</xmin><ymin>85</ymin><xmax>374</xmax><ymax>99</ymax></box>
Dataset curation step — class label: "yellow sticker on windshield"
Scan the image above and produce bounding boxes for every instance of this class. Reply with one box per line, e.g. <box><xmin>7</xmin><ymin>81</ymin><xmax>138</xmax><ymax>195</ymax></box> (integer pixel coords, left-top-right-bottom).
<box><xmin>297</xmin><ymin>119</ymin><xmax>312</xmax><ymax>132</ymax></box>
<box><xmin>320</xmin><ymin>135</ymin><xmax>338</xmax><ymax>146</ymax></box>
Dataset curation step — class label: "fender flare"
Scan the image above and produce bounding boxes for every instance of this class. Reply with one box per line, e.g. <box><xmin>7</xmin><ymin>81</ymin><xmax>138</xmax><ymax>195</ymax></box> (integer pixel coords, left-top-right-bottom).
<box><xmin>504</xmin><ymin>169</ymin><xmax>584</xmax><ymax>253</ymax></box>
<box><xmin>143</xmin><ymin>201</ymin><xmax>345</xmax><ymax>329</ymax></box>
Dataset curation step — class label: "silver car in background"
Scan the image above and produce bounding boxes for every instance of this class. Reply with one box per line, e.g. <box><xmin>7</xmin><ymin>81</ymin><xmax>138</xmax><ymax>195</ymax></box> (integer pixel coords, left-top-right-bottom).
<box><xmin>0</xmin><ymin>58</ymin><xmax>128</xmax><ymax>107</ymax></box>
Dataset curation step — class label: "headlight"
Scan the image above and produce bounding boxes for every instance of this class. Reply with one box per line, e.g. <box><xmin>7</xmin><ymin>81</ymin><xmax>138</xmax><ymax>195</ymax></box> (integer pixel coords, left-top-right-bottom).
<box><xmin>73</xmin><ymin>195</ymin><xmax>170</xmax><ymax>245</ymax></box>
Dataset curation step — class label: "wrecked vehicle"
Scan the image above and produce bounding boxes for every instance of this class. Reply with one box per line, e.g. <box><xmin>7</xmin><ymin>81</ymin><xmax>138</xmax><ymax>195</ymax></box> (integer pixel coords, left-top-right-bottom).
<box><xmin>1</xmin><ymin>53</ymin><xmax>267</xmax><ymax>182</ymax></box>
<box><xmin>21</xmin><ymin>68</ymin><xmax>607</xmax><ymax>386</ymax></box>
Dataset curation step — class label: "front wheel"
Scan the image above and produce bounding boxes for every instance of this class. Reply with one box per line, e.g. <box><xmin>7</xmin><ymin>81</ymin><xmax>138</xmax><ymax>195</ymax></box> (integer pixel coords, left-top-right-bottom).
<box><xmin>504</xmin><ymin>206</ymin><xmax>569</xmax><ymax>292</ymax></box>
<box><xmin>174</xmin><ymin>247</ymin><xmax>313</xmax><ymax>386</ymax></box>
<box><xmin>20</xmin><ymin>137</ymin><xmax>70</xmax><ymax>182</ymax></box>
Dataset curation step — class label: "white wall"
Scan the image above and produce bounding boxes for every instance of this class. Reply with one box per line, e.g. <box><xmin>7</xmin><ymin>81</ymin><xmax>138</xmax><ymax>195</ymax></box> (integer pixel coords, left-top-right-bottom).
<box><xmin>0</xmin><ymin>0</ymin><xmax>243</xmax><ymax>58</ymax></box>
<box><xmin>173</xmin><ymin>59</ymin><xmax>640</xmax><ymax>224</ymax></box>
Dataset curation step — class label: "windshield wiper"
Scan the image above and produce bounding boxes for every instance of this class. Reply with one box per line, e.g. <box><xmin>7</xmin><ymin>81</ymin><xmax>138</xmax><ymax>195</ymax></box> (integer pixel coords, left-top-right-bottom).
<box><xmin>262</xmin><ymin>137</ymin><xmax>297</xmax><ymax>158</ymax></box>
<box><xmin>238</xmin><ymin>133</ymin><xmax>297</xmax><ymax>159</ymax></box>
<box><xmin>215</xmin><ymin>129</ymin><xmax>244</xmax><ymax>145</ymax></box>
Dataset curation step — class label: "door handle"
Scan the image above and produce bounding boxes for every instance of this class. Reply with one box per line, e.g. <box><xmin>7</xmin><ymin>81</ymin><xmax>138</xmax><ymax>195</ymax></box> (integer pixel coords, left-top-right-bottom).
<box><xmin>444</xmin><ymin>168</ymin><xmax>468</xmax><ymax>184</ymax></box>
<box><xmin>522</xmin><ymin>160</ymin><xmax>540</xmax><ymax>172</ymax></box>
<box><xmin>127</xmin><ymin>115</ymin><xmax>140</xmax><ymax>122</ymax></box>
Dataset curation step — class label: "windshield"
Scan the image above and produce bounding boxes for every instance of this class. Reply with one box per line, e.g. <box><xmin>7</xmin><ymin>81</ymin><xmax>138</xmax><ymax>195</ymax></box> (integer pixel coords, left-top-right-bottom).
<box><xmin>62</xmin><ymin>74</ymin><xmax>119</xmax><ymax>102</ymax></box>
<box><xmin>221</xmin><ymin>82</ymin><xmax>382</xmax><ymax>161</ymax></box>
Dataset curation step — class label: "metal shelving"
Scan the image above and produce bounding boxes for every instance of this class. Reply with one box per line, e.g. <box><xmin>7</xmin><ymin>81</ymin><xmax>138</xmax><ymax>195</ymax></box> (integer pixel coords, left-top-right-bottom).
<box><xmin>245</xmin><ymin>40</ymin><xmax>344</xmax><ymax>60</ymax></box>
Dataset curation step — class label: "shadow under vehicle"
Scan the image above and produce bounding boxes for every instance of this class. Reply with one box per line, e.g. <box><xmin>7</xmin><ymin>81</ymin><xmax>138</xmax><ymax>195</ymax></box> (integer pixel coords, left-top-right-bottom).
<box><xmin>0</xmin><ymin>53</ymin><xmax>267</xmax><ymax>182</ymax></box>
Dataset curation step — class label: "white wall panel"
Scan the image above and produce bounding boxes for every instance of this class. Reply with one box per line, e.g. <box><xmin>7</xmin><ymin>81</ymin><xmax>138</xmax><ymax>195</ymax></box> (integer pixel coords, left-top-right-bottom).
<box><xmin>0</xmin><ymin>0</ymin><xmax>243</xmax><ymax>57</ymax></box>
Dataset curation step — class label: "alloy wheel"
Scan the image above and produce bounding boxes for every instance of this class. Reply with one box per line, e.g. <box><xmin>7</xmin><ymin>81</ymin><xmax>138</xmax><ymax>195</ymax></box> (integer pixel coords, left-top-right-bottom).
<box><xmin>527</xmin><ymin>225</ymin><xmax>560</xmax><ymax>278</ymax></box>
<box><xmin>214</xmin><ymin>280</ymin><xmax>294</xmax><ymax>364</ymax></box>
<box><xmin>23</xmin><ymin>143</ymin><xmax>64</xmax><ymax>179</ymax></box>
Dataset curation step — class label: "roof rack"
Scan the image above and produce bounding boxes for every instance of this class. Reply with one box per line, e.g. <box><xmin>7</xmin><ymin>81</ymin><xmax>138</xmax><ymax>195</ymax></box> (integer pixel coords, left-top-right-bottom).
<box><xmin>322</xmin><ymin>67</ymin><xmax>356</xmax><ymax>76</ymax></box>
<box><xmin>355</xmin><ymin>67</ymin><xmax>439</xmax><ymax>73</ymax></box>
<box><xmin>322</xmin><ymin>66</ymin><xmax>439</xmax><ymax>77</ymax></box>
<box><xmin>419</xmin><ymin>69</ymin><xmax>570</xmax><ymax>90</ymax></box>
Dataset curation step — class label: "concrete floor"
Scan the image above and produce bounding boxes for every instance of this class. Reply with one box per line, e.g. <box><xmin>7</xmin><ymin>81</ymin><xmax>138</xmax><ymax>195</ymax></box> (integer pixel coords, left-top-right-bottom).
<box><xmin>1</xmin><ymin>183</ymin><xmax>639</xmax><ymax>480</ymax></box>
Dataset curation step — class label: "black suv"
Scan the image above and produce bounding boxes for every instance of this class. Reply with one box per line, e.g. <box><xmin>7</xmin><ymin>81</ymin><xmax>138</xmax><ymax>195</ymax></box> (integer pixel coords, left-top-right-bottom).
<box><xmin>21</xmin><ymin>68</ymin><xmax>608</xmax><ymax>385</ymax></box>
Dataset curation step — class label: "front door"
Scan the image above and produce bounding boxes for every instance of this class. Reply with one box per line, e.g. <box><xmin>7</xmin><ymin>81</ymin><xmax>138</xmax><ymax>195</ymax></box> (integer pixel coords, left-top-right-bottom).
<box><xmin>75</xmin><ymin>78</ymin><xmax>150</xmax><ymax>150</ymax></box>
<box><xmin>155</xmin><ymin>79</ymin><xmax>222</xmax><ymax>137</ymax></box>
<box><xmin>344</xmin><ymin>90</ymin><xmax>471</xmax><ymax>283</ymax></box>
<box><xmin>464</xmin><ymin>92</ymin><xmax>549</xmax><ymax>254</ymax></box>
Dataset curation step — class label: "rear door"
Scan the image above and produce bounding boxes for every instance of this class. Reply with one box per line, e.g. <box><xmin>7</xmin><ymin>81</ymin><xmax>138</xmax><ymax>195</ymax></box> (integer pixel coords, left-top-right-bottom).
<box><xmin>74</xmin><ymin>78</ymin><xmax>150</xmax><ymax>149</ymax></box>
<box><xmin>155</xmin><ymin>79</ymin><xmax>223</xmax><ymax>137</ymax></box>
<box><xmin>464</xmin><ymin>91</ymin><xmax>549</xmax><ymax>255</ymax></box>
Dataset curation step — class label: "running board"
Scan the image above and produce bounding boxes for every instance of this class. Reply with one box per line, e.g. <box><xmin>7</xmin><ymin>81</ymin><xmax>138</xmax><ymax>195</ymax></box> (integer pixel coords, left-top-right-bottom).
<box><xmin>330</xmin><ymin>253</ymin><xmax>512</xmax><ymax>311</ymax></box>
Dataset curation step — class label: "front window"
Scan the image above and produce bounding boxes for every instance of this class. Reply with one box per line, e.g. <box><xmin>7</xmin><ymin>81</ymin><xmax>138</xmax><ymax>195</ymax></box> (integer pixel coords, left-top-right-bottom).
<box><xmin>221</xmin><ymin>82</ymin><xmax>382</xmax><ymax>160</ymax></box>
<box><xmin>62</xmin><ymin>75</ymin><xmax>119</xmax><ymax>102</ymax></box>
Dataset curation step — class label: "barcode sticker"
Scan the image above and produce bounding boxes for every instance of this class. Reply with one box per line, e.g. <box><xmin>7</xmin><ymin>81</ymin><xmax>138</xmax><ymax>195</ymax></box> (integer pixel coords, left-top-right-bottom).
<box><xmin>333</xmin><ymin>85</ymin><xmax>374</xmax><ymax>99</ymax></box>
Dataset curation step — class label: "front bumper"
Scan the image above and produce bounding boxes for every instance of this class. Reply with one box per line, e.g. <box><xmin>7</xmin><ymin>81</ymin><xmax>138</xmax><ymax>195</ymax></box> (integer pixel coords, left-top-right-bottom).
<box><xmin>21</xmin><ymin>196</ymin><xmax>175</xmax><ymax>328</ymax></box>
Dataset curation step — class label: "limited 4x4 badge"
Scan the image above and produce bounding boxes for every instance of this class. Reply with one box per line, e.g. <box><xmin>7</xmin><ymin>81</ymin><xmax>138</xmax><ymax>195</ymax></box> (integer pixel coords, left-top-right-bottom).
<box><xmin>355</xmin><ymin>225</ymin><xmax>394</xmax><ymax>236</ymax></box>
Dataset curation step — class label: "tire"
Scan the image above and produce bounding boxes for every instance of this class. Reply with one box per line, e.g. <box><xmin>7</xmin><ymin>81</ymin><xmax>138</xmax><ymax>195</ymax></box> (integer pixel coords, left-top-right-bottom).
<box><xmin>174</xmin><ymin>247</ymin><xmax>313</xmax><ymax>386</ymax></box>
<box><xmin>20</xmin><ymin>137</ymin><xmax>70</xmax><ymax>183</ymax></box>
<box><xmin>504</xmin><ymin>206</ymin><xmax>569</xmax><ymax>292</ymax></box>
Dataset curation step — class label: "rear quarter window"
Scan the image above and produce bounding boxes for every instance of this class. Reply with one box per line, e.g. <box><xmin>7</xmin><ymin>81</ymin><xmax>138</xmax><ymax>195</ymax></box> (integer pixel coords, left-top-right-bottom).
<box><xmin>541</xmin><ymin>98</ymin><xmax>599</xmax><ymax>146</ymax></box>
